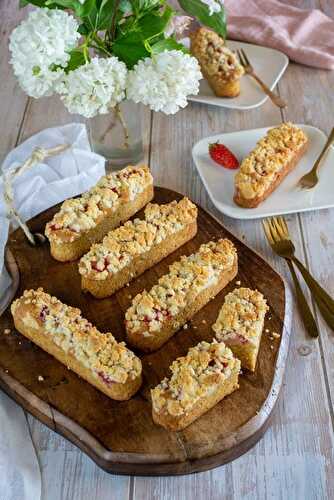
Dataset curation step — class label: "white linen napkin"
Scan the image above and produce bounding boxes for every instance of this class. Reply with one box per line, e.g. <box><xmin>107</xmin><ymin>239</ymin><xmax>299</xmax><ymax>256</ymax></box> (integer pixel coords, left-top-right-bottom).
<box><xmin>0</xmin><ymin>123</ymin><xmax>105</xmax><ymax>500</ymax></box>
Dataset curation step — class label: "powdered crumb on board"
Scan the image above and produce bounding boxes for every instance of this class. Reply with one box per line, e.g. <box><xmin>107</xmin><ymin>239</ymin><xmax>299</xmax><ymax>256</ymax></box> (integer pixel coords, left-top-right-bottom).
<box><xmin>265</xmin><ymin>328</ymin><xmax>270</xmax><ymax>333</ymax></box>
<box><xmin>272</xmin><ymin>332</ymin><xmax>280</xmax><ymax>339</ymax></box>
<box><xmin>128</xmin><ymin>295</ymin><xmax>132</xmax><ymax>299</ymax></box>
<box><xmin>183</xmin><ymin>324</ymin><xmax>188</xmax><ymax>330</ymax></box>
<box><xmin>270</xmin><ymin>345</ymin><xmax>274</xmax><ymax>350</ymax></box>
<box><xmin>202</xmin><ymin>319</ymin><xmax>207</xmax><ymax>324</ymax></box>
<box><xmin>38</xmin><ymin>375</ymin><xmax>44</xmax><ymax>382</ymax></box>
<box><xmin>236</xmin><ymin>281</ymin><xmax>241</xmax><ymax>286</ymax></box>
<box><xmin>3</xmin><ymin>328</ymin><xmax>11</xmax><ymax>335</ymax></box>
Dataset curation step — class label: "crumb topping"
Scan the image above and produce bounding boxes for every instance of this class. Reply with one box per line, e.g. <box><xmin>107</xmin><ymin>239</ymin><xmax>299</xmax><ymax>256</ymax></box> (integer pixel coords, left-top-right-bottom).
<box><xmin>191</xmin><ymin>27</ymin><xmax>244</xmax><ymax>82</ymax></box>
<box><xmin>212</xmin><ymin>287</ymin><xmax>268</xmax><ymax>346</ymax></box>
<box><xmin>125</xmin><ymin>239</ymin><xmax>236</xmax><ymax>336</ymax></box>
<box><xmin>79</xmin><ymin>197</ymin><xmax>197</xmax><ymax>280</ymax></box>
<box><xmin>151</xmin><ymin>340</ymin><xmax>240</xmax><ymax>416</ymax></box>
<box><xmin>235</xmin><ymin>123</ymin><xmax>308</xmax><ymax>200</ymax></box>
<box><xmin>11</xmin><ymin>288</ymin><xmax>141</xmax><ymax>384</ymax></box>
<box><xmin>45</xmin><ymin>165</ymin><xmax>153</xmax><ymax>243</ymax></box>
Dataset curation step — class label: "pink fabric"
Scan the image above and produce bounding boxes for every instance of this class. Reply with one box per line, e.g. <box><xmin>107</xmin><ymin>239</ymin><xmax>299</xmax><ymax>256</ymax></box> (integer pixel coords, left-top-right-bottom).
<box><xmin>224</xmin><ymin>0</ymin><xmax>334</xmax><ymax>69</ymax></box>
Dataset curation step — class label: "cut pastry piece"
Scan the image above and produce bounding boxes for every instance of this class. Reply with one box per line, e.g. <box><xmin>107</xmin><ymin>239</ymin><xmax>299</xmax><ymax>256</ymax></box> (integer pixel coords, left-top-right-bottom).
<box><xmin>11</xmin><ymin>289</ymin><xmax>142</xmax><ymax>400</ymax></box>
<box><xmin>125</xmin><ymin>239</ymin><xmax>238</xmax><ymax>352</ymax></box>
<box><xmin>190</xmin><ymin>27</ymin><xmax>244</xmax><ymax>97</ymax></box>
<box><xmin>45</xmin><ymin>165</ymin><xmax>154</xmax><ymax>262</ymax></box>
<box><xmin>212</xmin><ymin>287</ymin><xmax>268</xmax><ymax>371</ymax></box>
<box><xmin>79</xmin><ymin>197</ymin><xmax>198</xmax><ymax>298</ymax></box>
<box><xmin>234</xmin><ymin>123</ymin><xmax>308</xmax><ymax>208</ymax></box>
<box><xmin>151</xmin><ymin>339</ymin><xmax>241</xmax><ymax>431</ymax></box>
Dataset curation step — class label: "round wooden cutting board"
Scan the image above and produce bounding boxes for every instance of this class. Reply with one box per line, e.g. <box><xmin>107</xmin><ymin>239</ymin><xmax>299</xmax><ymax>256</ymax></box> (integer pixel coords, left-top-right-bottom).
<box><xmin>0</xmin><ymin>187</ymin><xmax>291</xmax><ymax>475</ymax></box>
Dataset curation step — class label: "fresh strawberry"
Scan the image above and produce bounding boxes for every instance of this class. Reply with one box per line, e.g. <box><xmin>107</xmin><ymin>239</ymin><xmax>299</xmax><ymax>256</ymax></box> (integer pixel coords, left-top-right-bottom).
<box><xmin>209</xmin><ymin>142</ymin><xmax>239</xmax><ymax>169</ymax></box>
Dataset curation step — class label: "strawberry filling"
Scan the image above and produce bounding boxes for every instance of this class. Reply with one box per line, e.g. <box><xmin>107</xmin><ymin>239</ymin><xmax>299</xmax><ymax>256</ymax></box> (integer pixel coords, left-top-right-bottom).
<box><xmin>39</xmin><ymin>305</ymin><xmax>49</xmax><ymax>322</ymax></box>
<box><xmin>97</xmin><ymin>371</ymin><xmax>114</xmax><ymax>385</ymax></box>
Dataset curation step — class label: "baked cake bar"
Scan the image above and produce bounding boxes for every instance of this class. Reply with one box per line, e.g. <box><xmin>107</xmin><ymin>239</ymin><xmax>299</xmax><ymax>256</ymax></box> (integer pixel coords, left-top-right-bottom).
<box><xmin>45</xmin><ymin>165</ymin><xmax>153</xmax><ymax>261</ymax></box>
<box><xmin>11</xmin><ymin>289</ymin><xmax>142</xmax><ymax>400</ymax></box>
<box><xmin>151</xmin><ymin>339</ymin><xmax>241</xmax><ymax>431</ymax></box>
<box><xmin>212</xmin><ymin>287</ymin><xmax>268</xmax><ymax>371</ymax></box>
<box><xmin>234</xmin><ymin>123</ymin><xmax>308</xmax><ymax>208</ymax></box>
<box><xmin>190</xmin><ymin>27</ymin><xmax>244</xmax><ymax>97</ymax></box>
<box><xmin>125</xmin><ymin>239</ymin><xmax>238</xmax><ymax>352</ymax></box>
<box><xmin>79</xmin><ymin>198</ymin><xmax>198</xmax><ymax>298</ymax></box>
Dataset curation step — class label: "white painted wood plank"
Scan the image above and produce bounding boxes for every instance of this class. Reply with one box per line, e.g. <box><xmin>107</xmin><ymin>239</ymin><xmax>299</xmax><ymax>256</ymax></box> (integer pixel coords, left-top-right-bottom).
<box><xmin>0</xmin><ymin>0</ymin><xmax>29</xmax><ymax>165</ymax></box>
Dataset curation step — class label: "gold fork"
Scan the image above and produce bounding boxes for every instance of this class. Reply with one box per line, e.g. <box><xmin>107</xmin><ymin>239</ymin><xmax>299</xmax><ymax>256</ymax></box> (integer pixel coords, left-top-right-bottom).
<box><xmin>297</xmin><ymin>126</ymin><xmax>334</xmax><ymax>190</ymax></box>
<box><xmin>263</xmin><ymin>216</ymin><xmax>334</xmax><ymax>335</ymax></box>
<box><xmin>237</xmin><ymin>49</ymin><xmax>287</xmax><ymax>109</ymax></box>
<box><xmin>263</xmin><ymin>218</ymin><xmax>318</xmax><ymax>338</ymax></box>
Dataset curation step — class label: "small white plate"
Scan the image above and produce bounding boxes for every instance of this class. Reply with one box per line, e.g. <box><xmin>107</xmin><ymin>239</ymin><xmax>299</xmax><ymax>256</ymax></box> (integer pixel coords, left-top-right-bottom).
<box><xmin>192</xmin><ymin>124</ymin><xmax>334</xmax><ymax>220</ymax></box>
<box><xmin>186</xmin><ymin>39</ymin><xmax>289</xmax><ymax>110</ymax></box>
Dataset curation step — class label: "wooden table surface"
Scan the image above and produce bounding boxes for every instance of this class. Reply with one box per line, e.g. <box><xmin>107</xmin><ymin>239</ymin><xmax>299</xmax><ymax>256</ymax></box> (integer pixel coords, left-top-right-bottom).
<box><xmin>1</xmin><ymin>0</ymin><xmax>334</xmax><ymax>498</ymax></box>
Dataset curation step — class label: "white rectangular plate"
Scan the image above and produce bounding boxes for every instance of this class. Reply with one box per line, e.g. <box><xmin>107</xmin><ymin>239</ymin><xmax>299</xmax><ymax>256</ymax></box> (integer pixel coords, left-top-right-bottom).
<box><xmin>186</xmin><ymin>39</ymin><xmax>288</xmax><ymax>110</ymax></box>
<box><xmin>192</xmin><ymin>124</ymin><xmax>333</xmax><ymax>220</ymax></box>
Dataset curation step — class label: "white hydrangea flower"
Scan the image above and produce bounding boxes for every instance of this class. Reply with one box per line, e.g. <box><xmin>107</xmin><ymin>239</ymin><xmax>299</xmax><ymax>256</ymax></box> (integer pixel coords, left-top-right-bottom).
<box><xmin>57</xmin><ymin>57</ymin><xmax>127</xmax><ymax>118</ymax></box>
<box><xmin>201</xmin><ymin>0</ymin><xmax>224</xmax><ymax>15</ymax></box>
<box><xmin>9</xmin><ymin>8</ymin><xmax>80</xmax><ymax>98</ymax></box>
<box><xmin>126</xmin><ymin>50</ymin><xmax>202</xmax><ymax>115</ymax></box>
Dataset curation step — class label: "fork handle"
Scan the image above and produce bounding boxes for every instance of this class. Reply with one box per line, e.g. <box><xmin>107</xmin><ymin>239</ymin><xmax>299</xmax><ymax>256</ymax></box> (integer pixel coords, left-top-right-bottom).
<box><xmin>292</xmin><ymin>257</ymin><xmax>334</xmax><ymax>332</ymax></box>
<box><xmin>286</xmin><ymin>260</ymin><xmax>319</xmax><ymax>338</ymax></box>
<box><xmin>249</xmin><ymin>73</ymin><xmax>287</xmax><ymax>109</ymax></box>
<box><xmin>310</xmin><ymin>126</ymin><xmax>334</xmax><ymax>176</ymax></box>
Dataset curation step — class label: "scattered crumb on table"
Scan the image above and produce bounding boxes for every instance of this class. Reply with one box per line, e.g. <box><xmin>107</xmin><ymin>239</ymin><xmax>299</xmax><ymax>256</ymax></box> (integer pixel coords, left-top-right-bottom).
<box><xmin>38</xmin><ymin>375</ymin><xmax>44</xmax><ymax>382</ymax></box>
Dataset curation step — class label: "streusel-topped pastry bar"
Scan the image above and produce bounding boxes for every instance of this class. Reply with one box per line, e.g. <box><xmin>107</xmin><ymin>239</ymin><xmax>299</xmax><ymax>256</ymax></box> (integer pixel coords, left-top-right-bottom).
<box><xmin>190</xmin><ymin>27</ymin><xmax>244</xmax><ymax>97</ymax></box>
<box><xmin>151</xmin><ymin>339</ymin><xmax>241</xmax><ymax>431</ymax></box>
<box><xmin>234</xmin><ymin>123</ymin><xmax>308</xmax><ymax>208</ymax></box>
<box><xmin>11</xmin><ymin>289</ymin><xmax>142</xmax><ymax>400</ymax></box>
<box><xmin>212</xmin><ymin>287</ymin><xmax>268</xmax><ymax>371</ymax></box>
<box><xmin>45</xmin><ymin>165</ymin><xmax>153</xmax><ymax>261</ymax></box>
<box><xmin>79</xmin><ymin>198</ymin><xmax>198</xmax><ymax>298</ymax></box>
<box><xmin>125</xmin><ymin>239</ymin><xmax>238</xmax><ymax>352</ymax></box>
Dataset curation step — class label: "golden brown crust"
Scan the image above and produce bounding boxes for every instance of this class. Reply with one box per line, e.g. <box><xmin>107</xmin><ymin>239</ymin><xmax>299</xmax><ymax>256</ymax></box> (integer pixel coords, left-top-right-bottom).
<box><xmin>151</xmin><ymin>340</ymin><xmax>240</xmax><ymax>431</ymax></box>
<box><xmin>190</xmin><ymin>27</ymin><xmax>244</xmax><ymax>98</ymax></box>
<box><xmin>125</xmin><ymin>239</ymin><xmax>238</xmax><ymax>353</ymax></box>
<box><xmin>234</xmin><ymin>124</ymin><xmax>308</xmax><ymax>208</ymax></box>
<box><xmin>46</xmin><ymin>166</ymin><xmax>154</xmax><ymax>262</ymax></box>
<box><xmin>79</xmin><ymin>198</ymin><xmax>198</xmax><ymax>298</ymax></box>
<box><xmin>11</xmin><ymin>289</ymin><xmax>142</xmax><ymax>401</ymax></box>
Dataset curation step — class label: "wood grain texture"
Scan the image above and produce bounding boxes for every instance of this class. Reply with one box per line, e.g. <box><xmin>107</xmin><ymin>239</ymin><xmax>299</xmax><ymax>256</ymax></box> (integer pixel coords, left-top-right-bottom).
<box><xmin>0</xmin><ymin>187</ymin><xmax>291</xmax><ymax>475</ymax></box>
<box><xmin>1</xmin><ymin>0</ymin><xmax>334</xmax><ymax>496</ymax></box>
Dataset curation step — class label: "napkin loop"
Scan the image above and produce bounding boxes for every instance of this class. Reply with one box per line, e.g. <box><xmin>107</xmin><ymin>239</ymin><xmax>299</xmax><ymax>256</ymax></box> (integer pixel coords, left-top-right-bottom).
<box><xmin>3</xmin><ymin>144</ymin><xmax>69</xmax><ymax>245</ymax></box>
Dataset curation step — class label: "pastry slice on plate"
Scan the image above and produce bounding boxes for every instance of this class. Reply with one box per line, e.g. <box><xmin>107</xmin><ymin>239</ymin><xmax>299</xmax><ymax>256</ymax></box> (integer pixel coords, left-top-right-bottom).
<box><xmin>234</xmin><ymin>123</ymin><xmax>308</xmax><ymax>208</ymax></box>
<box><xmin>212</xmin><ymin>287</ymin><xmax>268</xmax><ymax>371</ymax></box>
<box><xmin>190</xmin><ymin>27</ymin><xmax>244</xmax><ymax>97</ymax></box>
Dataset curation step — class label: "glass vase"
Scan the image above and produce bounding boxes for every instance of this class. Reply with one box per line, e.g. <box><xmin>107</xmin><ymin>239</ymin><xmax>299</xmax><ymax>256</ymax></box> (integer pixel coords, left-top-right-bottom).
<box><xmin>87</xmin><ymin>100</ymin><xmax>144</xmax><ymax>171</ymax></box>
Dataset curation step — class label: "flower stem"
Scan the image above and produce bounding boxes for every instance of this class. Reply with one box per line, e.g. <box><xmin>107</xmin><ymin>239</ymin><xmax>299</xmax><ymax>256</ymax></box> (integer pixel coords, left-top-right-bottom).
<box><xmin>115</xmin><ymin>104</ymin><xmax>130</xmax><ymax>149</ymax></box>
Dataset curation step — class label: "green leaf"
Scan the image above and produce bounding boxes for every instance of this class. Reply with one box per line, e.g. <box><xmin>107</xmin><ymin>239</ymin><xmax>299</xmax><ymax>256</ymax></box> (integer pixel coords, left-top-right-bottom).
<box><xmin>19</xmin><ymin>0</ymin><xmax>47</xmax><ymax>7</ymax></box>
<box><xmin>112</xmin><ymin>31</ymin><xmax>150</xmax><ymax>68</ymax></box>
<box><xmin>45</xmin><ymin>0</ymin><xmax>96</xmax><ymax>17</ymax></box>
<box><xmin>65</xmin><ymin>49</ymin><xmax>86</xmax><ymax>72</ymax></box>
<box><xmin>178</xmin><ymin>0</ymin><xmax>226</xmax><ymax>38</ymax></box>
<box><xmin>151</xmin><ymin>38</ymin><xmax>188</xmax><ymax>54</ymax></box>
<box><xmin>138</xmin><ymin>5</ymin><xmax>174</xmax><ymax>41</ymax></box>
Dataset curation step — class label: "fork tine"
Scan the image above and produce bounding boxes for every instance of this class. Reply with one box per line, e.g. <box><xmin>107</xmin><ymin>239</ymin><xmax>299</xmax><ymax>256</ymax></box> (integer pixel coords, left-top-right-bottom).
<box><xmin>267</xmin><ymin>218</ymin><xmax>280</xmax><ymax>243</ymax></box>
<box><xmin>237</xmin><ymin>50</ymin><xmax>245</xmax><ymax>67</ymax></box>
<box><xmin>262</xmin><ymin>220</ymin><xmax>275</xmax><ymax>245</ymax></box>
<box><xmin>272</xmin><ymin>217</ymin><xmax>286</xmax><ymax>240</ymax></box>
<box><xmin>280</xmin><ymin>217</ymin><xmax>290</xmax><ymax>237</ymax></box>
<box><xmin>240</xmin><ymin>48</ymin><xmax>251</xmax><ymax>66</ymax></box>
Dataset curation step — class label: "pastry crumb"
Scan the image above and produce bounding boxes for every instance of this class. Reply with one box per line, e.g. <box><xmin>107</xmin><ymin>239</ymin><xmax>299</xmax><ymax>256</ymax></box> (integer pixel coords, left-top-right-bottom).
<box><xmin>270</xmin><ymin>345</ymin><xmax>274</xmax><ymax>350</ymax></box>
<box><xmin>3</xmin><ymin>328</ymin><xmax>11</xmax><ymax>335</ymax></box>
<box><xmin>183</xmin><ymin>324</ymin><xmax>188</xmax><ymax>330</ymax></box>
<box><xmin>236</xmin><ymin>280</ymin><xmax>241</xmax><ymax>286</ymax></box>
<box><xmin>265</xmin><ymin>328</ymin><xmax>270</xmax><ymax>333</ymax></box>
<box><xmin>272</xmin><ymin>332</ymin><xmax>280</xmax><ymax>339</ymax></box>
<box><xmin>38</xmin><ymin>375</ymin><xmax>44</xmax><ymax>382</ymax></box>
<box><xmin>202</xmin><ymin>319</ymin><xmax>207</xmax><ymax>325</ymax></box>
